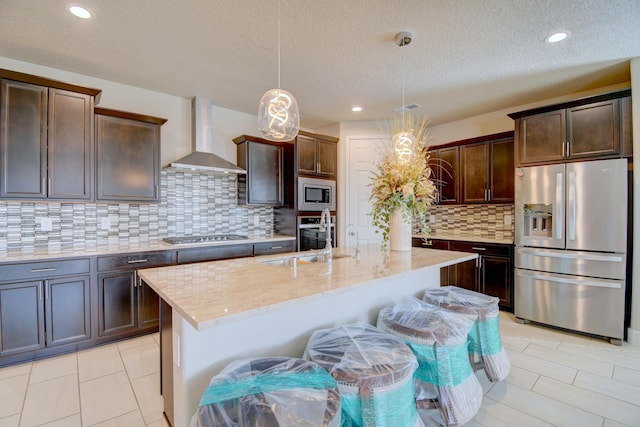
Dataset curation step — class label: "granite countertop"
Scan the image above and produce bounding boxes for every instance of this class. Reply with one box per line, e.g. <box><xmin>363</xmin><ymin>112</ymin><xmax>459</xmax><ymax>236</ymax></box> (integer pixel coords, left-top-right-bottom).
<box><xmin>414</xmin><ymin>233</ymin><xmax>514</xmax><ymax>245</ymax></box>
<box><xmin>0</xmin><ymin>235</ymin><xmax>296</xmax><ymax>263</ymax></box>
<box><xmin>137</xmin><ymin>245</ymin><xmax>477</xmax><ymax>331</ymax></box>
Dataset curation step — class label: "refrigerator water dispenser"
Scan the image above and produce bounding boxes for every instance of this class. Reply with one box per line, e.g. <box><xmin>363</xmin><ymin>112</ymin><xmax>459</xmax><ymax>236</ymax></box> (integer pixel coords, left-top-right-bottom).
<box><xmin>523</xmin><ymin>203</ymin><xmax>553</xmax><ymax>238</ymax></box>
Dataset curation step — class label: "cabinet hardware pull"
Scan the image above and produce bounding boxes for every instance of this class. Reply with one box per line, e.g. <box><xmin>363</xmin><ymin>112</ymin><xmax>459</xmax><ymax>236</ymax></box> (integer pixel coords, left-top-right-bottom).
<box><xmin>44</xmin><ymin>283</ymin><xmax>48</xmax><ymax>300</ymax></box>
<box><xmin>31</xmin><ymin>267</ymin><xmax>56</xmax><ymax>273</ymax></box>
<box><xmin>39</xmin><ymin>284</ymin><xmax>43</xmax><ymax>300</ymax></box>
<box><xmin>270</xmin><ymin>246</ymin><xmax>282</xmax><ymax>249</ymax></box>
<box><xmin>127</xmin><ymin>259</ymin><xmax>148</xmax><ymax>264</ymax></box>
<box><xmin>48</xmin><ymin>178</ymin><xmax>52</xmax><ymax>196</ymax></box>
<box><xmin>471</xmin><ymin>247</ymin><xmax>487</xmax><ymax>251</ymax></box>
<box><xmin>488</xmin><ymin>189</ymin><xmax>491</xmax><ymax>201</ymax></box>
<box><xmin>42</xmin><ymin>178</ymin><xmax>47</xmax><ymax>195</ymax></box>
<box><xmin>422</xmin><ymin>241</ymin><xmax>433</xmax><ymax>246</ymax></box>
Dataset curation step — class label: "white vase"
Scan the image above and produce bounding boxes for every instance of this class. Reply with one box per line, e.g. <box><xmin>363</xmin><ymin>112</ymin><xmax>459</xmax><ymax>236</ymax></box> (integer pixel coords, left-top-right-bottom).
<box><xmin>389</xmin><ymin>207</ymin><xmax>412</xmax><ymax>251</ymax></box>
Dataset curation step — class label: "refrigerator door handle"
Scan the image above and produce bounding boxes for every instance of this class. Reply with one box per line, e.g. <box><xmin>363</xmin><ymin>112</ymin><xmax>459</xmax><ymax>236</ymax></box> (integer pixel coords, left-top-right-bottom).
<box><xmin>516</xmin><ymin>270</ymin><xmax>622</xmax><ymax>289</ymax></box>
<box><xmin>568</xmin><ymin>171</ymin><xmax>577</xmax><ymax>241</ymax></box>
<box><xmin>555</xmin><ymin>172</ymin><xmax>564</xmax><ymax>240</ymax></box>
<box><xmin>526</xmin><ymin>250</ymin><xmax>623</xmax><ymax>263</ymax></box>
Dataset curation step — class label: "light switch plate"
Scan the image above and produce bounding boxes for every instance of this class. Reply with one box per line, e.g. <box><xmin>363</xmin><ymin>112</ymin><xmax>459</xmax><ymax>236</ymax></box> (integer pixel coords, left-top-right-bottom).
<box><xmin>40</xmin><ymin>217</ymin><xmax>53</xmax><ymax>232</ymax></box>
<box><xmin>429</xmin><ymin>214</ymin><xmax>436</xmax><ymax>223</ymax></box>
<box><xmin>504</xmin><ymin>214</ymin><xmax>512</xmax><ymax>226</ymax></box>
<box><xmin>254</xmin><ymin>216</ymin><xmax>260</xmax><ymax>226</ymax></box>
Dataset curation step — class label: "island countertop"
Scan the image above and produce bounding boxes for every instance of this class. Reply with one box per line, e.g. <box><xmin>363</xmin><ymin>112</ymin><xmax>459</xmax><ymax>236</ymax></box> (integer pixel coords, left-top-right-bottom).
<box><xmin>137</xmin><ymin>244</ymin><xmax>478</xmax><ymax>331</ymax></box>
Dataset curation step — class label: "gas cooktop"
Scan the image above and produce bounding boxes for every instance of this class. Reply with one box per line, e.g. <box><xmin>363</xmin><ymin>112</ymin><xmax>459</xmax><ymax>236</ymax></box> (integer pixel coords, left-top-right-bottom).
<box><xmin>163</xmin><ymin>234</ymin><xmax>249</xmax><ymax>245</ymax></box>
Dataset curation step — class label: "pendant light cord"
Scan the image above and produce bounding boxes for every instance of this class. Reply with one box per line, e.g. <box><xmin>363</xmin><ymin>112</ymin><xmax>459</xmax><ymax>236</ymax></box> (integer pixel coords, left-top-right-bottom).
<box><xmin>277</xmin><ymin>0</ymin><xmax>281</xmax><ymax>89</ymax></box>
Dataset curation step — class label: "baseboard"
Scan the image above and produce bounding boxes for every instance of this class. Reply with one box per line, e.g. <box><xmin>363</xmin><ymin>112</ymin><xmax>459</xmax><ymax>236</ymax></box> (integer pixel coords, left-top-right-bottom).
<box><xmin>627</xmin><ymin>327</ymin><xmax>640</xmax><ymax>346</ymax></box>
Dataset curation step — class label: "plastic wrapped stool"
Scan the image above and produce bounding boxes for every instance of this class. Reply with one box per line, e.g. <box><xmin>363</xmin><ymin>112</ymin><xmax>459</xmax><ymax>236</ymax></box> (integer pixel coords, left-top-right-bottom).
<box><xmin>377</xmin><ymin>297</ymin><xmax>483</xmax><ymax>427</ymax></box>
<box><xmin>423</xmin><ymin>286</ymin><xmax>510</xmax><ymax>382</ymax></box>
<box><xmin>194</xmin><ymin>357</ymin><xmax>341</xmax><ymax>427</ymax></box>
<box><xmin>305</xmin><ymin>323</ymin><xmax>424</xmax><ymax>427</ymax></box>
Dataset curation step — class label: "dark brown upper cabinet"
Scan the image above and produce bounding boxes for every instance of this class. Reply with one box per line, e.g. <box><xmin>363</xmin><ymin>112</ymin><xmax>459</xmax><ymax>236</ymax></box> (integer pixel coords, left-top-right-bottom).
<box><xmin>510</xmin><ymin>90</ymin><xmax>631</xmax><ymax>166</ymax></box>
<box><xmin>428</xmin><ymin>146</ymin><xmax>460</xmax><ymax>204</ymax></box>
<box><xmin>234</xmin><ymin>135</ymin><xmax>284</xmax><ymax>206</ymax></box>
<box><xmin>461</xmin><ymin>135</ymin><xmax>514</xmax><ymax>204</ymax></box>
<box><xmin>95</xmin><ymin>108</ymin><xmax>166</xmax><ymax>202</ymax></box>
<box><xmin>0</xmin><ymin>71</ymin><xmax>99</xmax><ymax>200</ymax></box>
<box><xmin>295</xmin><ymin>131</ymin><xmax>338</xmax><ymax>178</ymax></box>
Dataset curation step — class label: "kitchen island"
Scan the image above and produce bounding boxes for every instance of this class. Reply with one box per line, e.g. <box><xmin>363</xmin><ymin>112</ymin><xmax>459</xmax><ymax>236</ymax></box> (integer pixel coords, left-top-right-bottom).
<box><xmin>138</xmin><ymin>244</ymin><xmax>477</xmax><ymax>426</ymax></box>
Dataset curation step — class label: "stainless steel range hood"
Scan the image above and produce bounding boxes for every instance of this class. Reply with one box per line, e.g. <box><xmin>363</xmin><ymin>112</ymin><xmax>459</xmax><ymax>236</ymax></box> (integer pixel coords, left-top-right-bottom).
<box><xmin>168</xmin><ymin>97</ymin><xmax>246</xmax><ymax>174</ymax></box>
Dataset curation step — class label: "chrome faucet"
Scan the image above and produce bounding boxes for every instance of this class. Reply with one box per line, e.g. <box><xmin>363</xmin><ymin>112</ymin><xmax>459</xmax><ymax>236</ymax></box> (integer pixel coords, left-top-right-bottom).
<box><xmin>319</xmin><ymin>208</ymin><xmax>333</xmax><ymax>259</ymax></box>
<box><xmin>345</xmin><ymin>224</ymin><xmax>361</xmax><ymax>260</ymax></box>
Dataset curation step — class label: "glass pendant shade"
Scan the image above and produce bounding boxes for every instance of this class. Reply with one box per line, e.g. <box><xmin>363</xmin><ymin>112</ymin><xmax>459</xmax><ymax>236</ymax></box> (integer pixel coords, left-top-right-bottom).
<box><xmin>257</xmin><ymin>88</ymin><xmax>300</xmax><ymax>141</ymax></box>
<box><xmin>393</xmin><ymin>130</ymin><xmax>415</xmax><ymax>164</ymax></box>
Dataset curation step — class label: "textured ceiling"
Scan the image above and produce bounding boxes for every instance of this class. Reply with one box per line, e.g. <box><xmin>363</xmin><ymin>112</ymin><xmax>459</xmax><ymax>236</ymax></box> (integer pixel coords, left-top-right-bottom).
<box><xmin>1</xmin><ymin>0</ymin><xmax>638</xmax><ymax>129</ymax></box>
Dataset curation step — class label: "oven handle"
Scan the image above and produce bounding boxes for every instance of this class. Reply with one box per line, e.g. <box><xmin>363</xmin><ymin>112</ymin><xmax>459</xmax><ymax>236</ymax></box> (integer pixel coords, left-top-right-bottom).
<box><xmin>516</xmin><ymin>269</ymin><xmax>622</xmax><ymax>289</ymax></box>
<box><xmin>298</xmin><ymin>223</ymin><xmax>335</xmax><ymax>230</ymax></box>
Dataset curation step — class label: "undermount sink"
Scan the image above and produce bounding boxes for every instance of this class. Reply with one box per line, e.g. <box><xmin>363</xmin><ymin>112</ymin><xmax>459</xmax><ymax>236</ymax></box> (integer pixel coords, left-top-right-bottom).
<box><xmin>260</xmin><ymin>253</ymin><xmax>351</xmax><ymax>267</ymax></box>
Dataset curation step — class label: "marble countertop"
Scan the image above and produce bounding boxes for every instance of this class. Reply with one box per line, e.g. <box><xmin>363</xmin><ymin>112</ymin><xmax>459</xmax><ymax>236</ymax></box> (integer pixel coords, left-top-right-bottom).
<box><xmin>0</xmin><ymin>235</ymin><xmax>296</xmax><ymax>263</ymax></box>
<box><xmin>137</xmin><ymin>245</ymin><xmax>477</xmax><ymax>331</ymax></box>
<box><xmin>414</xmin><ymin>233</ymin><xmax>514</xmax><ymax>245</ymax></box>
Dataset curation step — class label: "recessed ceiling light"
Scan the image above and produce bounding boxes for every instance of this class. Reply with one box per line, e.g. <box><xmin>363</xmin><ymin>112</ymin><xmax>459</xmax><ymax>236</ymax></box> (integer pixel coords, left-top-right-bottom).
<box><xmin>351</xmin><ymin>106</ymin><xmax>363</xmax><ymax>112</ymax></box>
<box><xmin>68</xmin><ymin>4</ymin><xmax>93</xmax><ymax>19</ymax></box>
<box><xmin>545</xmin><ymin>30</ymin><xmax>570</xmax><ymax>43</ymax></box>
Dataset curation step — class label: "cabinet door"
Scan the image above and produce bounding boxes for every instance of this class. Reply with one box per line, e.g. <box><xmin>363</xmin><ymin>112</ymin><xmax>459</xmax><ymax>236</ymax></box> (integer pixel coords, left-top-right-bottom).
<box><xmin>317</xmin><ymin>140</ymin><xmax>337</xmax><ymax>177</ymax></box>
<box><xmin>0</xmin><ymin>281</ymin><xmax>44</xmax><ymax>356</ymax></box>
<box><xmin>247</xmin><ymin>141</ymin><xmax>283</xmax><ymax>205</ymax></box>
<box><xmin>461</xmin><ymin>143</ymin><xmax>489</xmax><ymax>203</ymax></box>
<box><xmin>489</xmin><ymin>138</ymin><xmax>514</xmax><ymax>203</ymax></box>
<box><xmin>567</xmin><ymin>100</ymin><xmax>620</xmax><ymax>159</ymax></box>
<box><xmin>480</xmin><ymin>255</ymin><xmax>512</xmax><ymax>308</ymax></box>
<box><xmin>96</xmin><ymin>114</ymin><xmax>160</xmax><ymax>202</ymax></box>
<box><xmin>138</xmin><ymin>279</ymin><xmax>159</xmax><ymax>330</ymax></box>
<box><xmin>450</xmin><ymin>259</ymin><xmax>479</xmax><ymax>292</ymax></box>
<box><xmin>434</xmin><ymin>147</ymin><xmax>460</xmax><ymax>204</ymax></box>
<box><xmin>48</xmin><ymin>89</ymin><xmax>93</xmax><ymax>200</ymax></box>
<box><xmin>296</xmin><ymin>134</ymin><xmax>318</xmax><ymax>175</ymax></box>
<box><xmin>97</xmin><ymin>271</ymin><xmax>137</xmax><ymax>336</ymax></box>
<box><xmin>0</xmin><ymin>80</ymin><xmax>47</xmax><ymax>199</ymax></box>
<box><xmin>519</xmin><ymin>110</ymin><xmax>565</xmax><ymax>164</ymax></box>
<box><xmin>45</xmin><ymin>275</ymin><xmax>91</xmax><ymax>346</ymax></box>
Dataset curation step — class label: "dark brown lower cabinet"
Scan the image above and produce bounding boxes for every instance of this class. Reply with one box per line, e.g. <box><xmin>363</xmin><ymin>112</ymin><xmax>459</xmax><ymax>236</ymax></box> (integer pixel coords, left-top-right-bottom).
<box><xmin>97</xmin><ymin>271</ymin><xmax>162</xmax><ymax>337</ymax></box>
<box><xmin>413</xmin><ymin>238</ymin><xmax>514</xmax><ymax>311</ymax></box>
<box><xmin>0</xmin><ymin>275</ymin><xmax>90</xmax><ymax>357</ymax></box>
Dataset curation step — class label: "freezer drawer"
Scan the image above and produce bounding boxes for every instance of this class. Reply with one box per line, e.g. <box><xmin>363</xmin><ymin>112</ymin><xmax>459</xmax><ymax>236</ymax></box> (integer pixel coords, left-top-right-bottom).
<box><xmin>515</xmin><ymin>268</ymin><xmax>625</xmax><ymax>340</ymax></box>
<box><xmin>515</xmin><ymin>247</ymin><xmax>626</xmax><ymax>280</ymax></box>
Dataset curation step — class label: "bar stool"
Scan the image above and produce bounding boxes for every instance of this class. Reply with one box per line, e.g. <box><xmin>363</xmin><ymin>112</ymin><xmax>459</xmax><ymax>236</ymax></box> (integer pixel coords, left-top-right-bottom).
<box><xmin>423</xmin><ymin>286</ymin><xmax>510</xmax><ymax>382</ymax></box>
<box><xmin>194</xmin><ymin>357</ymin><xmax>341</xmax><ymax>427</ymax></box>
<box><xmin>377</xmin><ymin>297</ymin><xmax>483</xmax><ymax>427</ymax></box>
<box><xmin>304</xmin><ymin>323</ymin><xmax>424</xmax><ymax>427</ymax></box>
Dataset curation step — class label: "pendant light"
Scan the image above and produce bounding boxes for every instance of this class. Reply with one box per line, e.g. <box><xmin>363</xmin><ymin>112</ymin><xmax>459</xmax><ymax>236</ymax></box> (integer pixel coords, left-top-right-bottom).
<box><xmin>392</xmin><ymin>32</ymin><xmax>415</xmax><ymax>165</ymax></box>
<box><xmin>257</xmin><ymin>0</ymin><xmax>300</xmax><ymax>141</ymax></box>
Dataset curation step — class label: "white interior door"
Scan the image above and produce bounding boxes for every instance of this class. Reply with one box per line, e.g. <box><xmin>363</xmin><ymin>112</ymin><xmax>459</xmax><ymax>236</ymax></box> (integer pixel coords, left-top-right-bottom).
<box><xmin>345</xmin><ymin>136</ymin><xmax>388</xmax><ymax>247</ymax></box>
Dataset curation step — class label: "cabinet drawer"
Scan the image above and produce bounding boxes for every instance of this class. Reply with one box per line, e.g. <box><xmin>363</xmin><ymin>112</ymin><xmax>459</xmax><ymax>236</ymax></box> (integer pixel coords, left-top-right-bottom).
<box><xmin>450</xmin><ymin>241</ymin><xmax>512</xmax><ymax>257</ymax></box>
<box><xmin>413</xmin><ymin>238</ymin><xmax>449</xmax><ymax>250</ymax></box>
<box><xmin>253</xmin><ymin>240</ymin><xmax>296</xmax><ymax>256</ymax></box>
<box><xmin>97</xmin><ymin>251</ymin><xmax>176</xmax><ymax>271</ymax></box>
<box><xmin>177</xmin><ymin>244</ymin><xmax>252</xmax><ymax>264</ymax></box>
<box><xmin>0</xmin><ymin>258</ymin><xmax>90</xmax><ymax>282</ymax></box>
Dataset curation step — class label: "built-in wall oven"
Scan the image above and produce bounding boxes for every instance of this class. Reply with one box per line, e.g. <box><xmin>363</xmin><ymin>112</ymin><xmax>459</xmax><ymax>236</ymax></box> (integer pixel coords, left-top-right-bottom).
<box><xmin>298</xmin><ymin>177</ymin><xmax>336</xmax><ymax>211</ymax></box>
<box><xmin>297</xmin><ymin>216</ymin><xmax>336</xmax><ymax>251</ymax></box>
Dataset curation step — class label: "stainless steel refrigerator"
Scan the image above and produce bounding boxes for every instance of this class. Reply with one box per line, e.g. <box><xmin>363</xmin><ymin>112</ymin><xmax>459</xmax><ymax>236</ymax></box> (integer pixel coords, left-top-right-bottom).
<box><xmin>514</xmin><ymin>158</ymin><xmax>629</xmax><ymax>344</ymax></box>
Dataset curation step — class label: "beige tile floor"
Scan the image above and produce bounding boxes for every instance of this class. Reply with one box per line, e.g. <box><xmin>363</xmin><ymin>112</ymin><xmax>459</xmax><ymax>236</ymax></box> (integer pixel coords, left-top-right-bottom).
<box><xmin>0</xmin><ymin>312</ymin><xmax>639</xmax><ymax>426</ymax></box>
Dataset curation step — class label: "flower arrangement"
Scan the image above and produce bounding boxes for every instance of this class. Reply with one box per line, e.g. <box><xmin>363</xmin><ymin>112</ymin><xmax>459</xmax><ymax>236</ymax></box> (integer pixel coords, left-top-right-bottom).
<box><xmin>370</xmin><ymin>113</ymin><xmax>437</xmax><ymax>247</ymax></box>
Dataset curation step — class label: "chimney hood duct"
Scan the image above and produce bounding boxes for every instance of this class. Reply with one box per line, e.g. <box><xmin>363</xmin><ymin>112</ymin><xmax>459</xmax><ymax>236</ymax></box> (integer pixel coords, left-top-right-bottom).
<box><xmin>168</xmin><ymin>97</ymin><xmax>246</xmax><ymax>174</ymax></box>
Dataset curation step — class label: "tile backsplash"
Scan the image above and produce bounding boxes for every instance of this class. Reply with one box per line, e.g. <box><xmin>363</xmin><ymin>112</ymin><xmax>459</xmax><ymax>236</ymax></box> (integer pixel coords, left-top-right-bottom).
<box><xmin>0</xmin><ymin>169</ymin><xmax>273</xmax><ymax>251</ymax></box>
<box><xmin>419</xmin><ymin>204</ymin><xmax>515</xmax><ymax>241</ymax></box>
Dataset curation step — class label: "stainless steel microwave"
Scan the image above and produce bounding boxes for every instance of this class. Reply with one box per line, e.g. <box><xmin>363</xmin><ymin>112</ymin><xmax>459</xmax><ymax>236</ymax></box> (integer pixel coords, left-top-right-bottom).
<box><xmin>298</xmin><ymin>177</ymin><xmax>336</xmax><ymax>211</ymax></box>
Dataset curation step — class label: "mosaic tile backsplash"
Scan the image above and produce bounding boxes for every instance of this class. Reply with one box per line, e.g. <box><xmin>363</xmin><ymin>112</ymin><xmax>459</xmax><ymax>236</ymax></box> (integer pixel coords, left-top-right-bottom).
<box><xmin>417</xmin><ymin>204</ymin><xmax>515</xmax><ymax>241</ymax></box>
<box><xmin>0</xmin><ymin>169</ymin><xmax>274</xmax><ymax>251</ymax></box>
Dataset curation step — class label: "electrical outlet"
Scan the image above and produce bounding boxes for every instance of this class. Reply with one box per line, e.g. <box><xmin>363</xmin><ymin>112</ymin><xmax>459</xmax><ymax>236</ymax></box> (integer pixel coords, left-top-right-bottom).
<box><xmin>100</xmin><ymin>217</ymin><xmax>111</xmax><ymax>230</ymax></box>
<box><xmin>40</xmin><ymin>217</ymin><xmax>53</xmax><ymax>232</ymax></box>
<box><xmin>504</xmin><ymin>214</ymin><xmax>512</xmax><ymax>226</ymax></box>
<box><xmin>254</xmin><ymin>216</ymin><xmax>260</xmax><ymax>226</ymax></box>
<box><xmin>429</xmin><ymin>214</ymin><xmax>436</xmax><ymax>223</ymax></box>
